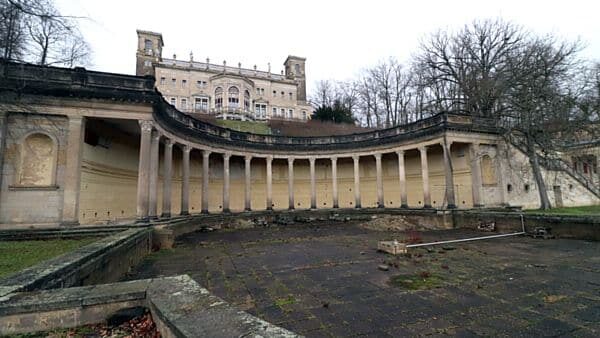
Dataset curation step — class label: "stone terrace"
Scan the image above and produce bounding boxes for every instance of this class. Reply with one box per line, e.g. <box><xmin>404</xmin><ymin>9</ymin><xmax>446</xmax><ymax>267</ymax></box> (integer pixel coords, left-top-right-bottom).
<box><xmin>124</xmin><ymin>221</ymin><xmax>600</xmax><ymax>337</ymax></box>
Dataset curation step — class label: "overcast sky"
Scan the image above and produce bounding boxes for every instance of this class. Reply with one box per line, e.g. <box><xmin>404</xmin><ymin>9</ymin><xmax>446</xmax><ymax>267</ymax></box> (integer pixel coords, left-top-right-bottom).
<box><xmin>55</xmin><ymin>0</ymin><xmax>599</xmax><ymax>94</ymax></box>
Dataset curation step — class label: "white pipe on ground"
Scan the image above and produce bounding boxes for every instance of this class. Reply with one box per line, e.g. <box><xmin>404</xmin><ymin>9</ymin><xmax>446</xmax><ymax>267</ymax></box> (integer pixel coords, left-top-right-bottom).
<box><xmin>406</xmin><ymin>213</ymin><xmax>527</xmax><ymax>249</ymax></box>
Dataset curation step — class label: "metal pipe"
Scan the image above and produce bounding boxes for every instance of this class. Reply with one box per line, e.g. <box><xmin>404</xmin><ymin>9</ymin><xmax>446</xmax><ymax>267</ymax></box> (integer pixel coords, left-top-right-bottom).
<box><xmin>406</xmin><ymin>213</ymin><xmax>527</xmax><ymax>248</ymax></box>
<box><xmin>406</xmin><ymin>231</ymin><xmax>525</xmax><ymax>248</ymax></box>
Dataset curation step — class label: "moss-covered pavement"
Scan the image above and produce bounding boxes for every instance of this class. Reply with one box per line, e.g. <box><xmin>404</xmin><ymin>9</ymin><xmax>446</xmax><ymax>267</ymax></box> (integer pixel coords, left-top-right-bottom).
<box><xmin>124</xmin><ymin>221</ymin><xmax>600</xmax><ymax>337</ymax></box>
<box><xmin>0</xmin><ymin>238</ymin><xmax>96</xmax><ymax>279</ymax></box>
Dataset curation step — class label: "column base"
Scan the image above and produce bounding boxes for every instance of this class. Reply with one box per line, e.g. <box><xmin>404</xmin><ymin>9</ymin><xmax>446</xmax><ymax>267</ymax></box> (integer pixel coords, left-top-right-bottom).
<box><xmin>423</xmin><ymin>204</ymin><xmax>432</xmax><ymax>209</ymax></box>
<box><xmin>266</xmin><ymin>206</ymin><xmax>273</xmax><ymax>211</ymax></box>
<box><xmin>473</xmin><ymin>204</ymin><xmax>485</xmax><ymax>208</ymax></box>
<box><xmin>310</xmin><ymin>205</ymin><xmax>317</xmax><ymax>210</ymax></box>
<box><xmin>201</xmin><ymin>210</ymin><xmax>209</xmax><ymax>214</ymax></box>
<box><xmin>160</xmin><ymin>212</ymin><xmax>171</xmax><ymax>219</ymax></box>
<box><xmin>222</xmin><ymin>208</ymin><xmax>231</xmax><ymax>213</ymax></box>
<box><xmin>377</xmin><ymin>204</ymin><xmax>385</xmax><ymax>209</ymax></box>
<box><xmin>333</xmin><ymin>204</ymin><xmax>339</xmax><ymax>209</ymax></box>
<box><xmin>446</xmin><ymin>204</ymin><xmax>457</xmax><ymax>209</ymax></box>
<box><xmin>180</xmin><ymin>211</ymin><xmax>190</xmax><ymax>216</ymax></box>
<box><xmin>288</xmin><ymin>206</ymin><xmax>295</xmax><ymax>210</ymax></box>
<box><xmin>148</xmin><ymin>215</ymin><xmax>159</xmax><ymax>221</ymax></box>
<box><xmin>400</xmin><ymin>204</ymin><xmax>409</xmax><ymax>209</ymax></box>
<box><xmin>244</xmin><ymin>208</ymin><xmax>252</xmax><ymax>212</ymax></box>
<box><xmin>135</xmin><ymin>217</ymin><xmax>149</xmax><ymax>223</ymax></box>
<box><xmin>355</xmin><ymin>204</ymin><xmax>362</xmax><ymax>209</ymax></box>
<box><xmin>60</xmin><ymin>220</ymin><xmax>80</xmax><ymax>227</ymax></box>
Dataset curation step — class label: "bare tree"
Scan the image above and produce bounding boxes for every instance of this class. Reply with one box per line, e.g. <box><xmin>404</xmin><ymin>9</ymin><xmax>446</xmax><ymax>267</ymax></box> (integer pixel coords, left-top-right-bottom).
<box><xmin>416</xmin><ymin>18</ymin><xmax>526</xmax><ymax>117</ymax></box>
<box><xmin>0</xmin><ymin>0</ymin><xmax>90</xmax><ymax>67</ymax></box>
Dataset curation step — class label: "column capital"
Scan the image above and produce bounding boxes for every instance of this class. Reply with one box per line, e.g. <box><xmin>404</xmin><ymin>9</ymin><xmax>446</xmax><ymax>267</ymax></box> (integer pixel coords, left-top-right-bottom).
<box><xmin>164</xmin><ymin>138</ymin><xmax>173</xmax><ymax>146</ymax></box>
<box><xmin>396</xmin><ymin>149</ymin><xmax>405</xmax><ymax>156</ymax></box>
<box><xmin>202</xmin><ymin>149</ymin><xmax>211</xmax><ymax>157</ymax></box>
<box><xmin>331</xmin><ymin>156</ymin><xmax>337</xmax><ymax>163</ymax></box>
<box><xmin>308</xmin><ymin>156</ymin><xmax>316</xmax><ymax>164</ymax></box>
<box><xmin>352</xmin><ymin>155</ymin><xmax>360</xmax><ymax>161</ymax></box>
<box><xmin>139</xmin><ymin>120</ymin><xmax>153</xmax><ymax>132</ymax></box>
<box><xmin>418</xmin><ymin>145</ymin><xmax>428</xmax><ymax>153</ymax></box>
<box><xmin>151</xmin><ymin>130</ymin><xmax>161</xmax><ymax>141</ymax></box>
<box><xmin>374</xmin><ymin>153</ymin><xmax>382</xmax><ymax>160</ymax></box>
<box><xmin>288</xmin><ymin>157</ymin><xmax>295</xmax><ymax>164</ymax></box>
<box><xmin>223</xmin><ymin>152</ymin><xmax>231</xmax><ymax>160</ymax></box>
<box><xmin>182</xmin><ymin>144</ymin><xmax>191</xmax><ymax>153</ymax></box>
<box><xmin>244</xmin><ymin>155</ymin><xmax>252</xmax><ymax>162</ymax></box>
<box><xmin>266</xmin><ymin>155</ymin><xmax>273</xmax><ymax>162</ymax></box>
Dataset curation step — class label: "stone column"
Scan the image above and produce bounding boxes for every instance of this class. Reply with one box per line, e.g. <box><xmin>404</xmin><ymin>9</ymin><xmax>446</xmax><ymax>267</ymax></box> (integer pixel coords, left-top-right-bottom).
<box><xmin>353</xmin><ymin>155</ymin><xmax>361</xmax><ymax>208</ymax></box>
<box><xmin>469</xmin><ymin>143</ymin><xmax>483</xmax><ymax>207</ymax></box>
<box><xmin>331</xmin><ymin>157</ymin><xmax>338</xmax><ymax>208</ymax></box>
<box><xmin>136</xmin><ymin>120</ymin><xmax>153</xmax><ymax>221</ymax></box>
<box><xmin>442</xmin><ymin>141</ymin><xmax>456</xmax><ymax>209</ymax></box>
<box><xmin>223</xmin><ymin>153</ymin><xmax>231</xmax><ymax>213</ymax></box>
<box><xmin>62</xmin><ymin>116</ymin><xmax>86</xmax><ymax>225</ymax></box>
<box><xmin>161</xmin><ymin>139</ymin><xmax>173</xmax><ymax>218</ymax></box>
<box><xmin>309</xmin><ymin>157</ymin><xmax>316</xmax><ymax>209</ymax></box>
<box><xmin>266</xmin><ymin>156</ymin><xmax>273</xmax><ymax>210</ymax></box>
<box><xmin>397</xmin><ymin>150</ymin><xmax>408</xmax><ymax>208</ymax></box>
<box><xmin>201</xmin><ymin>150</ymin><xmax>210</xmax><ymax>214</ymax></box>
<box><xmin>495</xmin><ymin>143</ymin><xmax>507</xmax><ymax>206</ymax></box>
<box><xmin>288</xmin><ymin>157</ymin><xmax>295</xmax><ymax>210</ymax></box>
<box><xmin>180</xmin><ymin>145</ymin><xmax>190</xmax><ymax>216</ymax></box>
<box><xmin>419</xmin><ymin>146</ymin><xmax>431</xmax><ymax>208</ymax></box>
<box><xmin>375</xmin><ymin>153</ymin><xmax>384</xmax><ymax>208</ymax></box>
<box><xmin>148</xmin><ymin>131</ymin><xmax>160</xmax><ymax>220</ymax></box>
<box><xmin>0</xmin><ymin>112</ymin><xmax>9</xmax><ymax>210</ymax></box>
<box><xmin>244</xmin><ymin>155</ymin><xmax>252</xmax><ymax>211</ymax></box>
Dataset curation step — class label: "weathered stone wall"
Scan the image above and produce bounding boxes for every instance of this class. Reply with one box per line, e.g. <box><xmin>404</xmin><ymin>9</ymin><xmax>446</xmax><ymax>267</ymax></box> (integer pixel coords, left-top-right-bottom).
<box><xmin>0</xmin><ymin>228</ymin><xmax>151</xmax><ymax>293</ymax></box>
<box><xmin>499</xmin><ymin>143</ymin><xmax>600</xmax><ymax>209</ymax></box>
<box><xmin>0</xmin><ymin>113</ymin><xmax>68</xmax><ymax>224</ymax></box>
<box><xmin>453</xmin><ymin>211</ymin><xmax>600</xmax><ymax>241</ymax></box>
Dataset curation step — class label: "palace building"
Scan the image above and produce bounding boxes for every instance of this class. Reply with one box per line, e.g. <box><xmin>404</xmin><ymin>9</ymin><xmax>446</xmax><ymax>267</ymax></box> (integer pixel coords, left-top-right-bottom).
<box><xmin>135</xmin><ymin>30</ymin><xmax>312</xmax><ymax>122</ymax></box>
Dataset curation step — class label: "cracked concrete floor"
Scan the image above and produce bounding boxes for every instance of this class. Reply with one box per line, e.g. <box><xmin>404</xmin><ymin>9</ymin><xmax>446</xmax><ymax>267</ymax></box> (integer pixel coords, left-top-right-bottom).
<box><xmin>124</xmin><ymin>221</ymin><xmax>600</xmax><ymax>337</ymax></box>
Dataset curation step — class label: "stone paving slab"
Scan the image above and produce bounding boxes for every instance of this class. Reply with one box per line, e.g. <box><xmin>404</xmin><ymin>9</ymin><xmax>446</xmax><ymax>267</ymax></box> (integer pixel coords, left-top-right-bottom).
<box><xmin>124</xmin><ymin>220</ymin><xmax>600</xmax><ymax>337</ymax></box>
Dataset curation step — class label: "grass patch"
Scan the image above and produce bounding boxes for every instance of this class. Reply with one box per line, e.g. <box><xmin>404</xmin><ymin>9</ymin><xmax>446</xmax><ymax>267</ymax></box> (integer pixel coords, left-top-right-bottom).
<box><xmin>274</xmin><ymin>295</ymin><xmax>296</xmax><ymax>307</ymax></box>
<box><xmin>0</xmin><ymin>238</ymin><xmax>96</xmax><ymax>278</ymax></box>
<box><xmin>389</xmin><ymin>271</ymin><xmax>443</xmax><ymax>290</ymax></box>
<box><xmin>526</xmin><ymin>205</ymin><xmax>600</xmax><ymax>216</ymax></box>
<box><xmin>215</xmin><ymin>119</ymin><xmax>271</xmax><ymax>135</ymax></box>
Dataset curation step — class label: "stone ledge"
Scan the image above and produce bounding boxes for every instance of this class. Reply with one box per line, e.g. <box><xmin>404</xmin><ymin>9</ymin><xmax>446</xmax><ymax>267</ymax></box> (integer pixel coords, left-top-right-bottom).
<box><xmin>0</xmin><ymin>228</ymin><xmax>151</xmax><ymax>296</ymax></box>
<box><xmin>0</xmin><ymin>275</ymin><xmax>300</xmax><ymax>337</ymax></box>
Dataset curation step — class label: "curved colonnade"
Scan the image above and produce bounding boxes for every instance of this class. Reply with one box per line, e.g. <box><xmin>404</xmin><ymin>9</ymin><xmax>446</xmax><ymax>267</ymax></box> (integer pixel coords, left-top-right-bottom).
<box><xmin>135</xmin><ymin>100</ymin><xmax>500</xmax><ymax>221</ymax></box>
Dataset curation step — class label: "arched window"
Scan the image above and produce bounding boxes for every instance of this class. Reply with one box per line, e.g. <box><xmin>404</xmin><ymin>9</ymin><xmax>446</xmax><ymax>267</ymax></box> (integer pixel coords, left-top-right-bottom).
<box><xmin>481</xmin><ymin>155</ymin><xmax>497</xmax><ymax>186</ymax></box>
<box><xmin>228</xmin><ymin>86</ymin><xmax>239</xmax><ymax>109</ymax></box>
<box><xmin>244</xmin><ymin>90</ymin><xmax>250</xmax><ymax>111</ymax></box>
<box><xmin>17</xmin><ymin>133</ymin><xmax>57</xmax><ymax>186</ymax></box>
<box><xmin>215</xmin><ymin>87</ymin><xmax>223</xmax><ymax>109</ymax></box>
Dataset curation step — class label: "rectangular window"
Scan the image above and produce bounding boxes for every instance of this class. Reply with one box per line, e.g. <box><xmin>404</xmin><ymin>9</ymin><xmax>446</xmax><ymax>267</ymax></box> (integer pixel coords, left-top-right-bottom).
<box><xmin>194</xmin><ymin>97</ymin><xmax>208</xmax><ymax>112</ymax></box>
<box><xmin>302</xmin><ymin>110</ymin><xmax>307</xmax><ymax>120</ymax></box>
<box><xmin>272</xmin><ymin>90</ymin><xmax>277</xmax><ymax>97</ymax></box>
<box><xmin>160</xmin><ymin>77</ymin><xmax>166</xmax><ymax>85</ymax></box>
<box><xmin>170</xmin><ymin>97</ymin><xmax>176</xmax><ymax>107</ymax></box>
<box><xmin>182</xmin><ymin>79</ymin><xmax>187</xmax><ymax>87</ymax></box>
<box><xmin>288</xmin><ymin>109</ymin><xmax>293</xmax><ymax>118</ymax></box>
<box><xmin>171</xmin><ymin>78</ymin><xmax>176</xmax><ymax>86</ymax></box>
<box><xmin>272</xmin><ymin>107</ymin><xmax>277</xmax><ymax>116</ymax></box>
<box><xmin>280</xmin><ymin>108</ymin><xmax>285</xmax><ymax>117</ymax></box>
<box><xmin>181</xmin><ymin>98</ymin><xmax>187</xmax><ymax>110</ymax></box>
<box><xmin>289</xmin><ymin>92</ymin><xmax>293</xmax><ymax>100</ymax></box>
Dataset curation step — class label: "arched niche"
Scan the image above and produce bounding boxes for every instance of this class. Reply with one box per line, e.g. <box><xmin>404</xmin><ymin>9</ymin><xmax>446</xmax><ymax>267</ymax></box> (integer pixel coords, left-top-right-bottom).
<box><xmin>16</xmin><ymin>132</ymin><xmax>58</xmax><ymax>187</ymax></box>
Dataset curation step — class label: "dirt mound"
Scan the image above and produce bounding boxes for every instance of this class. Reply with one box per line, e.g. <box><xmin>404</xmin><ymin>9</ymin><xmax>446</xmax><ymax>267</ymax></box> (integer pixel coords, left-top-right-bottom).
<box><xmin>361</xmin><ymin>215</ymin><xmax>438</xmax><ymax>232</ymax></box>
